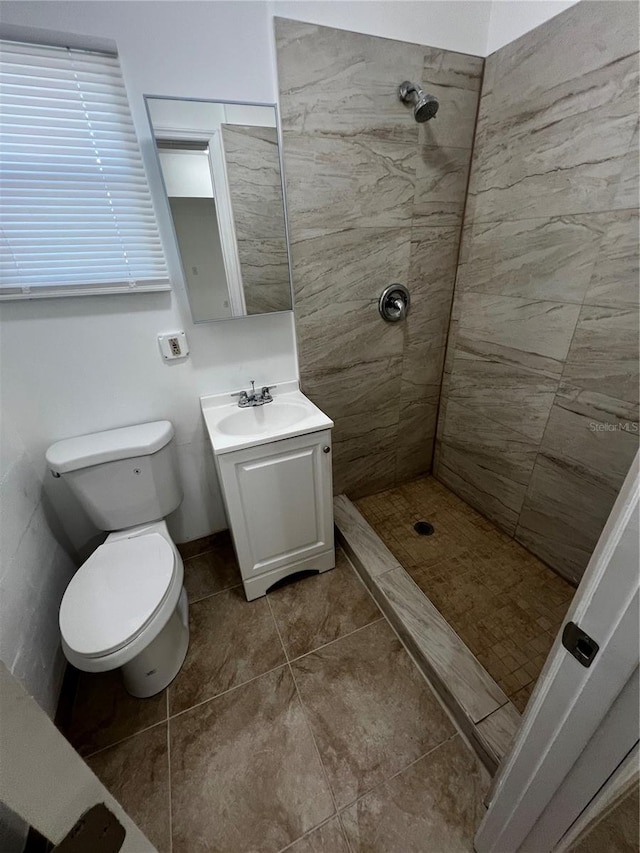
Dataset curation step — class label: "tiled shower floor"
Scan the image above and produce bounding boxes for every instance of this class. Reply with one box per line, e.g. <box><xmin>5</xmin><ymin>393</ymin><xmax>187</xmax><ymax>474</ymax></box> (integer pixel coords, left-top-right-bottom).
<box><xmin>356</xmin><ymin>477</ymin><xmax>576</xmax><ymax>713</ymax></box>
<box><xmin>60</xmin><ymin>532</ymin><xmax>489</xmax><ymax>852</ymax></box>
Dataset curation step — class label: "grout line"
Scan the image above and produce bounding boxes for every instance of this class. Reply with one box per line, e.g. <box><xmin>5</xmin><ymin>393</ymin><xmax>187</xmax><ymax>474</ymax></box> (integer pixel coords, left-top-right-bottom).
<box><xmin>265</xmin><ymin>595</ymin><xmax>343</xmax><ymax>845</ymax></box>
<box><xmin>335</xmin><ymin>732</ymin><xmax>461</xmax><ymax>817</ymax></box>
<box><xmin>169</xmin><ymin>594</ymin><xmax>382</xmax><ymax>723</ymax></box>
<box><xmin>337</xmin><ymin>811</ymin><xmax>355</xmax><ymax>853</ymax></box>
<box><xmin>265</xmin><ymin>587</ymin><xmax>292</xmax><ymax>663</ymax></box>
<box><xmin>287</xmin><ymin>662</ymin><xmax>340</xmax><ymax>816</ymax></box>
<box><xmin>167</xmin><ymin>661</ymin><xmax>290</xmax><ymax>722</ymax></box>
<box><xmin>275</xmin><ymin>815</ymin><xmax>342</xmax><ymax>853</ymax></box>
<box><xmin>82</xmin><ymin>716</ymin><xmax>168</xmax><ymax>760</ymax></box>
<box><xmin>267</xmin><ymin>598</ymin><xmax>337</xmax><ymax>797</ymax></box>
<box><xmin>285</xmin><ymin>615</ymin><xmax>385</xmax><ymax>666</ymax></box>
<box><xmin>166</xmin><ymin>690</ymin><xmax>173</xmax><ymax>853</ymax></box>
<box><xmin>187</xmin><ymin>581</ymin><xmax>243</xmax><ymax>605</ymax></box>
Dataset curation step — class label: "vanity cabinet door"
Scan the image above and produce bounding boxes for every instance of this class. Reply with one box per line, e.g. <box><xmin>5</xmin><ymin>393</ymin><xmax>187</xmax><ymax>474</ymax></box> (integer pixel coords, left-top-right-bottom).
<box><xmin>217</xmin><ymin>429</ymin><xmax>334</xmax><ymax>597</ymax></box>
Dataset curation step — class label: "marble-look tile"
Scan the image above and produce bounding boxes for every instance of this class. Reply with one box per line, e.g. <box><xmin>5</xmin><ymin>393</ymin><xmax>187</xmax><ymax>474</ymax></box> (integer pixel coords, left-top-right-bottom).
<box><xmin>584</xmin><ymin>211</ymin><xmax>639</xmax><ymax>309</ymax></box>
<box><xmin>334</xmin><ymin>494</ymin><xmax>403</xmax><ymax>581</ymax></box>
<box><xmin>282</xmin><ymin>131</ymin><xmax>416</xmax><ymax>240</ymax></box>
<box><xmin>472</xmin><ymin>51</ymin><xmax>638</xmax><ymax>221</ymax></box>
<box><xmin>420</xmin><ymin>50</ymin><xmax>482</xmax><ymax>150</ymax></box>
<box><xmin>438</xmin><ymin>401</ymin><xmax>538</xmax><ymax>534</ymax></box>
<box><xmin>476</xmin><ymin>703</ymin><xmax>521</xmax><ymax>765</ymax></box>
<box><xmin>332</xmin><ymin>408</ymin><xmax>400</xmax><ymax>498</ymax></box>
<box><xmin>268</xmin><ymin>547</ymin><xmax>380</xmax><ymax>659</ymax></box>
<box><xmin>540</xmin><ymin>398</ymin><xmax>639</xmax><ymax>493</ymax></box>
<box><xmin>291</xmin><ymin>619</ymin><xmax>455</xmax><ymax>808</ymax></box>
<box><xmin>614</xmin><ymin>124</ymin><xmax>639</xmax><ymax>209</ymax></box>
<box><xmin>562</xmin><ymin>305</ymin><xmax>639</xmax><ymax>408</ymax></box>
<box><xmin>221</xmin><ymin>125</ymin><xmax>286</xmax><ymax>239</ymax></box>
<box><xmin>87</xmin><ymin>723</ymin><xmax>170</xmax><ymax>853</ymax></box>
<box><xmin>396</xmin><ymin>396</ymin><xmax>438</xmax><ymax>482</ymax></box>
<box><xmin>423</xmin><ymin>47</ymin><xmax>484</xmax><ymax>92</ymax></box>
<box><xmin>413</xmin><ymin>146</ymin><xmax>472</xmax><ymax>226</ymax></box>
<box><xmin>65</xmin><ymin>669</ymin><xmax>167</xmax><ymax>757</ymax></box>
<box><xmin>448</xmin><ymin>349</ymin><xmax>559</xmax><ymax>442</ymax></box>
<box><xmin>170</xmin><ymin>667</ymin><xmax>334</xmax><ymax>853</ymax></box>
<box><xmin>490</xmin><ymin>1</ymin><xmax>639</xmax><ymax>121</ymax></box>
<box><xmin>275</xmin><ymin>18</ymin><xmax>424</xmax><ymax>141</ymax></box>
<box><xmin>456</xmin><ymin>293</ymin><xmax>581</xmax><ymax>379</ymax></box>
<box><xmin>244</xmin><ymin>277</ymin><xmax>292</xmax><ymax>315</ymax></box>
<box><xmin>291</xmin><ymin>228</ymin><xmax>409</xmax><ymax>371</ymax></box>
<box><xmin>301</xmin><ymin>356</ymin><xmax>402</xmax><ymax>421</ymax></box>
<box><xmin>407</xmin><ymin>226</ymin><xmax>459</xmax><ymax>309</ymax></box>
<box><xmin>417</xmin><ymin>82</ymin><xmax>480</xmax><ymax>151</ymax></box>
<box><xmin>457</xmin><ymin>215</ymin><xmax>610</xmax><ymax>303</ymax></box>
<box><xmin>168</xmin><ymin>587</ymin><xmax>286</xmax><ymax>715</ymax></box>
<box><xmin>341</xmin><ymin>736</ymin><xmax>489</xmax><ymax>853</ymax></box>
<box><xmin>375</xmin><ymin>567</ymin><xmax>508</xmax><ymax>723</ymax></box>
<box><xmin>284</xmin><ymin>818</ymin><xmax>349</xmax><ymax>853</ymax></box>
<box><xmin>182</xmin><ymin>532</ymin><xmax>241</xmax><ymax>603</ymax></box>
<box><xmin>516</xmin><ymin>456</ymin><xmax>621</xmax><ymax>583</ymax></box>
<box><xmin>554</xmin><ymin>382</ymin><xmax>639</xmax><ymax>431</ymax></box>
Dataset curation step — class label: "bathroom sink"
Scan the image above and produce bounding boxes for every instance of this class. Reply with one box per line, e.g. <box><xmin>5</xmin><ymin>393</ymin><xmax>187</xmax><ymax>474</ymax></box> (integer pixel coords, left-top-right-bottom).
<box><xmin>216</xmin><ymin>401</ymin><xmax>310</xmax><ymax>436</ymax></box>
<box><xmin>200</xmin><ymin>382</ymin><xmax>334</xmax><ymax>455</ymax></box>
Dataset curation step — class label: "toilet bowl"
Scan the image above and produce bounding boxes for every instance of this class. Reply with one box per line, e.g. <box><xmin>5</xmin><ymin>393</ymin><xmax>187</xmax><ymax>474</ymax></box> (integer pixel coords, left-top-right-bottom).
<box><xmin>47</xmin><ymin>420</ymin><xmax>190</xmax><ymax>698</ymax></box>
<box><xmin>59</xmin><ymin>520</ymin><xmax>189</xmax><ymax>697</ymax></box>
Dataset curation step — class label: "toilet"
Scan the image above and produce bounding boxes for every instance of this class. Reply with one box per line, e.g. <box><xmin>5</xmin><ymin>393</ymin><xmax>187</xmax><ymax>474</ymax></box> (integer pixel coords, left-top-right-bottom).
<box><xmin>46</xmin><ymin>421</ymin><xmax>189</xmax><ymax>698</ymax></box>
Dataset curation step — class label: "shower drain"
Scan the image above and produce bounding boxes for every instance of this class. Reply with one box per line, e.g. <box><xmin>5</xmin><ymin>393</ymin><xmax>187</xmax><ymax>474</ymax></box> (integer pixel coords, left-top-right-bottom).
<box><xmin>414</xmin><ymin>520</ymin><xmax>435</xmax><ymax>536</ymax></box>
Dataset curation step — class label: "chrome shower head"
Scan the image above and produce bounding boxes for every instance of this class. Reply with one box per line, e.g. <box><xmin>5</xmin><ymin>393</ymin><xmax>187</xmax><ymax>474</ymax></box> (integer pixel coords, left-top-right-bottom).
<box><xmin>398</xmin><ymin>81</ymin><xmax>439</xmax><ymax>122</ymax></box>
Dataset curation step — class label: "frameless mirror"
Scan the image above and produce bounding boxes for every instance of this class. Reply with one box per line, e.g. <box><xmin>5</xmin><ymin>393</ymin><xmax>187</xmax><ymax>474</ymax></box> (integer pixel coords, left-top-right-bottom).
<box><xmin>145</xmin><ymin>97</ymin><xmax>293</xmax><ymax>322</ymax></box>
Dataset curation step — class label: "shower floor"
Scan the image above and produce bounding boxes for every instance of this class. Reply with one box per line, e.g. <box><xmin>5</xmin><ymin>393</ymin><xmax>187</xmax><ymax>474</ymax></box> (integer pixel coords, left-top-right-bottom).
<box><xmin>356</xmin><ymin>477</ymin><xmax>576</xmax><ymax>713</ymax></box>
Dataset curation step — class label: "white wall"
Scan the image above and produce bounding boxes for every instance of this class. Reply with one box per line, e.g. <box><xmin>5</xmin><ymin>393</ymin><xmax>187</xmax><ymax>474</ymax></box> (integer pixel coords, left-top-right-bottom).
<box><xmin>0</xmin><ymin>1</ymin><xmax>300</xmax><ymax>558</ymax></box>
<box><xmin>486</xmin><ymin>0</ymin><xmax>580</xmax><ymax>54</ymax></box>
<box><xmin>269</xmin><ymin>0</ymin><xmax>492</xmax><ymax>54</ymax></box>
<box><xmin>0</xmin><ymin>414</ymin><xmax>76</xmax><ymax>716</ymax></box>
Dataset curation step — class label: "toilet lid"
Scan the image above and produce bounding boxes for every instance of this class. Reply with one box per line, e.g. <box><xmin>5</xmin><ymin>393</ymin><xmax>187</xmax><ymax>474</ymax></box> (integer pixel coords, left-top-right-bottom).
<box><xmin>60</xmin><ymin>533</ymin><xmax>175</xmax><ymax>658</ymax></box>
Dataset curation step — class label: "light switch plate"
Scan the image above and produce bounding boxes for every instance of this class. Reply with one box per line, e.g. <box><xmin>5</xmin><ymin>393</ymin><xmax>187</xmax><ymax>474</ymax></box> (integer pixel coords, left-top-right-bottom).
<box><xmin>158</xmin><ymin>331</ymin><xmax>189</xmax><ymax>361</ymax></box>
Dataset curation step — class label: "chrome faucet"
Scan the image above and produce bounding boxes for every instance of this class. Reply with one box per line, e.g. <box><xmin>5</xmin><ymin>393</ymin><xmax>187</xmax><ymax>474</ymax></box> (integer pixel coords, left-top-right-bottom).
<box><xmin>231</xmin><ymin>381</ymin><xmax>275</xmax><ymax>408</ymax></box>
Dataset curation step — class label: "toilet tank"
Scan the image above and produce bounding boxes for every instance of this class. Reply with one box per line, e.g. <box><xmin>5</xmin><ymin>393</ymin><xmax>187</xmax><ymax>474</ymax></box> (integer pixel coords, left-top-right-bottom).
<box><xmin>46</xmin><ymin>421</ymin><xmax>183</xmax><ymax>531</ymax></box>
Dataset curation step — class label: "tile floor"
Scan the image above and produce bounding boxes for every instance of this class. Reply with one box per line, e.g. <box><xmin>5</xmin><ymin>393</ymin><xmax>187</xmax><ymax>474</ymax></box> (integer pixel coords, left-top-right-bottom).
<box><xmin>62</xmin><ymin>531</ymin><xmax>490</xmax><ymax>852</ymax></box>
<box><xmin>356</xmin><ymin>477</ymin><xmax>576</xmax><ymax>713</ymax></box>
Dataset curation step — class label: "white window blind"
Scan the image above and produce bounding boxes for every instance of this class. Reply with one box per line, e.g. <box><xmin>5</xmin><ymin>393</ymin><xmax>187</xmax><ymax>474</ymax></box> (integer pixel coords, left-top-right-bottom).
<box><xmin>0</xmin><ymin>40</ymin><xmax>169</xmax><ymax>299</ymax></box>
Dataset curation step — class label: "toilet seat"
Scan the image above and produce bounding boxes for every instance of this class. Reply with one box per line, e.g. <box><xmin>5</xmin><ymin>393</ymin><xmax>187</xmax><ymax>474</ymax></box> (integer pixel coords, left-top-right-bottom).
<box><xmin>60</xmin><ymin>532</ymin><xmax>176</xmax><ymax>659</ymax></box>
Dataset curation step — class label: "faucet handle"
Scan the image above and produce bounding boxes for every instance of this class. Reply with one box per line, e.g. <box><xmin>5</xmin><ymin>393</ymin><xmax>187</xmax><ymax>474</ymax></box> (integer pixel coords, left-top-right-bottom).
<box><xmin>231</xmin><ymin>390</ymin><xmax>249</xmax><ymax>407</ymax></box>
<box><xmin>261</xmin><ymin>385</ymin><xmax>275</xmax><ymax>402</ymax></box>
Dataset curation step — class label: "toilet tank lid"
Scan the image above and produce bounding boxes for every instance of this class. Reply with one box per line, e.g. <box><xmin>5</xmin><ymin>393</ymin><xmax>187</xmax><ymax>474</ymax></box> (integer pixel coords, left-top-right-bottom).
<box><xmin>46</xmin><ymin>421</ymin><xmax>175</xmax><ymax>474</ymax></box>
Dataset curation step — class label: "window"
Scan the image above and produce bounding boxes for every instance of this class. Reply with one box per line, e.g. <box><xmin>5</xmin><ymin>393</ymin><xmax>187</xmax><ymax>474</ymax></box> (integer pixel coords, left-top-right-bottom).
<box><xmin>0</xmin><ymin>40</ymin><xmax>169</xmax><ymax>299</ymax></box>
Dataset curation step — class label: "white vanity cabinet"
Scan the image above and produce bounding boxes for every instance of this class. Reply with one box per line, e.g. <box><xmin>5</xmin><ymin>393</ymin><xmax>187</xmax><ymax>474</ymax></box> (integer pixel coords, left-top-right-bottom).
<box><xmin>216</xmin><ymin>428</ymin><xmax>335</xmax><ymax>600</ymax></box>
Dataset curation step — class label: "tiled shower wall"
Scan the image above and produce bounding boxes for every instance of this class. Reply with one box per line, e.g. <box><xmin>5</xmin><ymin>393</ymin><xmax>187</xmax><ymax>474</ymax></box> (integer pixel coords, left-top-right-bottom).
<box><xmin>275</xmin><ymin>18</ymin><xmax>483</xmax><ymax>497</ymax></box>
<box><xmin>221</xmin><ymin>124</ymin><xmax>291</xmax><ymax>314</ymax></box>
<box><xmin>435</xmin><ymin>1</ymin><xmax>639</xmax><ymax>584</ymax></box>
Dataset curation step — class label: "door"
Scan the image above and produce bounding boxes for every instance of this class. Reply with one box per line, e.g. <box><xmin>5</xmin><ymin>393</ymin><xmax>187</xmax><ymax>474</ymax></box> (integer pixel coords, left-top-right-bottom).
<box><xmin>476</xmin><ymin>451</ymin><xmax>639</xmax><ymax>852</ymax></box>
<box><xmin>217</xmin><ymin>429</ymin><xmax>334</xmax><ymax>582</ymax></box>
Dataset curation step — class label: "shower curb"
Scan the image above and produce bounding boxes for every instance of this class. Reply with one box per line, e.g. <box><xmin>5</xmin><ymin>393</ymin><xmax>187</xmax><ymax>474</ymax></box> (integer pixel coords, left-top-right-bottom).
<box><xmin>334</xmin><ymin>494</ymin><xmax>520</xmax><ymax>776</ymax></box>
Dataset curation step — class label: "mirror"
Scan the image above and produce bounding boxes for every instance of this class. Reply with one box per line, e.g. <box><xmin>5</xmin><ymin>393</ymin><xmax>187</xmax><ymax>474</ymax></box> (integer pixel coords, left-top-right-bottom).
<box><xmin>146</xmin><ymin>97</ymin><xmax>293</xmax><ymax>322</ymax></box>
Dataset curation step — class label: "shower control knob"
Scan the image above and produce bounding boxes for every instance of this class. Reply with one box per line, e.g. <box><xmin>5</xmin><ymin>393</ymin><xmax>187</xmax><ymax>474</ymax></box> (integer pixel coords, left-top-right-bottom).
<box><xmin>379</xmin><ymin>284</ymin><xmax>410</xmax><ymax>322</ymax></box>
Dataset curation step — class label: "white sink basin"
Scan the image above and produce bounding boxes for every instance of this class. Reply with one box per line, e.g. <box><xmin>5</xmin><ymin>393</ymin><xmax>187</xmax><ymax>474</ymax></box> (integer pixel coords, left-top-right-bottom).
<box><xmin>216</xmin><ymin>401</ymin><xmax>310</xmax><ymax>436</ymax></box>
<box><xmin>200</xmin><ymin>383</ymin><xmax>334</xmax><ymax>455</ymax></box>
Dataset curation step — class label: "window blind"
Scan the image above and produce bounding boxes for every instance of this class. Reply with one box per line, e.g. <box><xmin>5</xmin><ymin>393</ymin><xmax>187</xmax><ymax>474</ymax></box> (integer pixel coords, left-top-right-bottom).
<box><xmin>0</xmin><ymin>40</ymin><xmax>169</xmax><ymax>299</ymax></box>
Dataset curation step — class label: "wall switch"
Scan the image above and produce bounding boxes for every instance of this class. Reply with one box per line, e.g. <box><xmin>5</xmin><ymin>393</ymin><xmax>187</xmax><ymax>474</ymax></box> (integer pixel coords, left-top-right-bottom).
<box><xmin>158</xmin><ymin>331</ymin><xmax>189</xmax><ymax>361</ymax></box>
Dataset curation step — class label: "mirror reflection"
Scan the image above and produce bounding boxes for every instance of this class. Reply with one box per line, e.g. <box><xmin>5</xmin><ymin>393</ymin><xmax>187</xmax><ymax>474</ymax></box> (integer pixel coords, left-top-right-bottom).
<box><xmin>146</xmin><ymin>98</ymin><xmax>293</xmax><ymax>322</ymax></box>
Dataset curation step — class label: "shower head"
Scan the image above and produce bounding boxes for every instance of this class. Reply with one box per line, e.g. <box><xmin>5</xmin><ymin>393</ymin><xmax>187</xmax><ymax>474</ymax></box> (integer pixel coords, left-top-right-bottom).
<box><xmin>398</xmin><ymin>81</ymin><xmax>439</xmax><ymax>122</ymax></box>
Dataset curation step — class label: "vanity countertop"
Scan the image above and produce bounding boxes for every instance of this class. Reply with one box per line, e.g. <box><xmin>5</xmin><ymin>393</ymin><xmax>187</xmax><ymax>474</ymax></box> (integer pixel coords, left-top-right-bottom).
<box><xmin>200</xmin><ymin>381</ymin><xmax>333</xmax><ymax>455</ymax></box>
